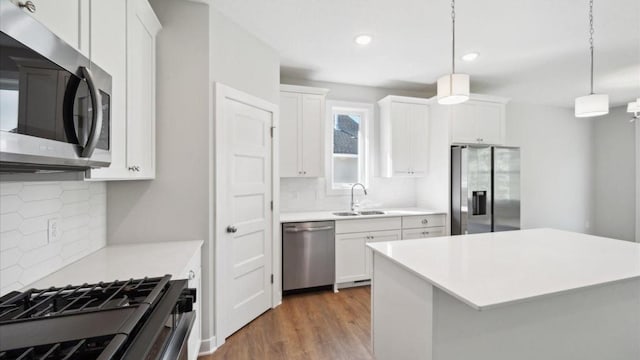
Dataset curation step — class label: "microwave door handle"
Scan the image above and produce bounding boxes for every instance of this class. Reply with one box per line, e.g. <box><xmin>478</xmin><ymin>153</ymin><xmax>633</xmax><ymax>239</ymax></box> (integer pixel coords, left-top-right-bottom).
<box><xmin>80</xmin><ymin>66</ymin><xmax>102</xmax><ymax>158</ymax></box>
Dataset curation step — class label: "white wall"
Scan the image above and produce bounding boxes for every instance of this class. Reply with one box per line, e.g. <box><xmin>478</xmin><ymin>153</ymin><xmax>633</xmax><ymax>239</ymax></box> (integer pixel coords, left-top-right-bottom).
<box><xmin>505</xmin><ymin>102</ymin><xmax>594</xmax><ymax>233</ymax></box>
<box><xmin>279</xmin><ymin>78</ymin><xmax>432</xmax><ymax>212</ymax></box>
<box><xmin>592</xmin><ymin>106</ymin><xmax>636</xmax><ymax>241</ymax></box>
<box><xmin>0</xmin><ymin>181</ymin><xmax>106</xmax><ymax>295</ymax></box>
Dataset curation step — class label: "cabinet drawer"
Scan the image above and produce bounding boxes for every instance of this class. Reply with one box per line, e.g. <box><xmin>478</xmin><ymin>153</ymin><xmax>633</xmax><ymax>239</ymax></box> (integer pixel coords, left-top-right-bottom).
<box><xmin>402</xmin><ymin>227</ymin><xmax>446</xmax><ymax>240</ymax></box>
<box><xmin>402</xmin><ymin>214</ymin><xmax>446</xmax><ymax>229</ymax></box>
<box><xmin>336</xmin><ymin>217</ymin><xmax>402</xmax><ymax>234</ymax></box>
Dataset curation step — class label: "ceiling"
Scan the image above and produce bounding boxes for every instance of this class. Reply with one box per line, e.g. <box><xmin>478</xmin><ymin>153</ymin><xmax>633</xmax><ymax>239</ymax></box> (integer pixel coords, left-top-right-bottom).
<box><xmin>212</xmin><ymin>0</ymin><xmax>640</xmax><ymax>107</ymax></box>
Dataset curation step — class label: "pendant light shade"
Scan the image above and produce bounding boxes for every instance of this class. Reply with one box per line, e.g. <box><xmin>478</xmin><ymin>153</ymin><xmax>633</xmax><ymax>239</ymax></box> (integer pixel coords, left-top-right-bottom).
<box><xmin>627</xmin><ymin>98</ymin><xmax>640</xmax><ymax>114</ymax></box>
<box><xmin>437</xmin><ymin>73</ymin><xmax>470</xmax><ymax>105</ymax></box>
<box><xmin>574</xmin><ymin>0</ymin><xmax>609</xmax><ymax>118</ymax></box>
<box><xmin>575</xmin><ymin>94</ymin><xmax>609</xmax><ymax>117</ymax></box>
<box><xmin>437</xmin><ymin>0</ymin><xmax>469</xmax><ymax>106</ymax></box>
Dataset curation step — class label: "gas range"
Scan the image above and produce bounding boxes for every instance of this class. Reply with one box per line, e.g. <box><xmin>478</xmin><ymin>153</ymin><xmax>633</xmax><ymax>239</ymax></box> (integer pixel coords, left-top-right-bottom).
<box><xmin>0</xmin><ymin>275</ymin><xmax>196</xmax><ymax>359</ymax></box>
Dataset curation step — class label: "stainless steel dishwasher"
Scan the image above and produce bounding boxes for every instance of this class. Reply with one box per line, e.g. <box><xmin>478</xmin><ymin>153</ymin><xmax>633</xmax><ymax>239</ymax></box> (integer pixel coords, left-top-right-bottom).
<box><xmin>282</xmin><ymin>221</ymin><xmax>335</xmax><ymax>291</ymax></box>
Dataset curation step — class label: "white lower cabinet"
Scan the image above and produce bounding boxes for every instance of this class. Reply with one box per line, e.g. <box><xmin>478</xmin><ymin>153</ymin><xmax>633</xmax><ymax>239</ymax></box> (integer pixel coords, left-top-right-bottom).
<box><xmin>177</xmin><ymin>248</ymin><xmax>202</xmax><ymax>360</ymax></box>
<box><xmin>335</xmin><ymin>218</ymin><xmax>402</xmax><ymax>284</ymax></box>
<box><xmin>402</xmin><ymin>227</ymin><xmax>445</xmax><ymax>240</ymax></box>
<box><xmin>401</xmin><ymin>214</ymin><xmax>447</xmax><ymax>240</ymax></box>
<box><xmin>336</xmin><ymin>232</ymin><xmax>370</xmax><ymax>283</ymax></box>
<box><xmin>334</xmin><ymin>214</ymin><xmax>447</xmax><ymax>287</ymax></box>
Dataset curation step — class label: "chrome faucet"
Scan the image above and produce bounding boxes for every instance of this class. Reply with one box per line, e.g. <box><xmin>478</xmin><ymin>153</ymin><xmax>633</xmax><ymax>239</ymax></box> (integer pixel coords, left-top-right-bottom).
<box><xmin>350</xmin><ymin>183</ymin><xmax>368</xmax><ymax>212</ymax></box>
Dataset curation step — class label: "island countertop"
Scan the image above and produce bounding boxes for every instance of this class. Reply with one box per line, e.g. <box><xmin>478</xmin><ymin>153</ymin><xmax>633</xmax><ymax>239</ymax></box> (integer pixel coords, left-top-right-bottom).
<box><xmin>367</xmin><ymin>228</ymin><xmax>640</xmax><ymax>310</ymax></box>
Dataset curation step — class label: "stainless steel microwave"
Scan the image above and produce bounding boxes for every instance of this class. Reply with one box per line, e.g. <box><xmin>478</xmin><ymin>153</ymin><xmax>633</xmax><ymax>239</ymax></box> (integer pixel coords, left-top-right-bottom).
<box><xmin>0</xmin><ymin>0</ymin><xmax>111</xmax><ymax>173</ymax></box>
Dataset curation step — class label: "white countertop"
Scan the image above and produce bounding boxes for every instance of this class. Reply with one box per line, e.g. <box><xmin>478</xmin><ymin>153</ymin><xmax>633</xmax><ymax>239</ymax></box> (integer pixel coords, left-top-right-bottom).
<box><xmin>26</xmin><ymin>240</ymin><xmax>203</xmax><ymax>289</ymax></box>
<box><xmin>368</xmin><ymin>228</ymin><xmax>640</xmax><ymax>310</ymax></box>
<box><xmin>280</xmin><ymin>207</ymin><xmax>446</xmax><ymax>223</ymax></box>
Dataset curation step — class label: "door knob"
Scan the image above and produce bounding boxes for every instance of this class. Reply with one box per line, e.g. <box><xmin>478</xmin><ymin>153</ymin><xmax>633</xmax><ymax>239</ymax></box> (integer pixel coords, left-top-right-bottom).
<box><xmin>226</xmin><ymin>225</ymin><xmax>238</xmax><ymax>233</ymax></box>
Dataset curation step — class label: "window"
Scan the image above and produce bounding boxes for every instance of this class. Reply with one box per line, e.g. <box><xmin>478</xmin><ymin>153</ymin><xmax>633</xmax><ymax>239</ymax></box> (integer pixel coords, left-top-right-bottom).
<box><xmin>326</xmin><ymin>101</ymin><xmax>372</xmax><ymax>192</ymax></box>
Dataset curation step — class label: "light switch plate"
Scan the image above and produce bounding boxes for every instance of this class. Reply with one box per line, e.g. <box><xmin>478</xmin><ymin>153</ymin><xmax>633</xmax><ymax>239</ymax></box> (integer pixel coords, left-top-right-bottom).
<box><xmin>48</xmin><ymin>218</ymin><xmax>60</xmax><ymax>243</ymax></box>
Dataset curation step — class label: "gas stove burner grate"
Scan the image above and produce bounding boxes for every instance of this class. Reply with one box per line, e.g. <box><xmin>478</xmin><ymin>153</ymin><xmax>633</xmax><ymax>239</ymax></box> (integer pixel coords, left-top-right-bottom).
<box><xmin>0</xmin><ymin>335</ymin><xmax>126</xmax><ymax>360</ymax></box>
<box><xmin>0</xmin><ymin>277</ymin><xmax>167</xmax><ymax>323</ymax></box>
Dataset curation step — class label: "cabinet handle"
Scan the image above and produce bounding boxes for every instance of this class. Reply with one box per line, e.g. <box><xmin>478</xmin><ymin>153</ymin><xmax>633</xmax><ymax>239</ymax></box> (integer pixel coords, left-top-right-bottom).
<box><xmin>422</xmin><ymin>231</ymin><xmax>430</xmax><ymax>236</ymax></box>
<box><xmin>188</xmin><ymin>270</ymin><xmax>196</xmax><ymax>280</ymax></box>
<box><xmin>18</xmin><ymin>1</ymin><xmax>36</xmax><ymax>13</ymax></box>
<box><xmin>421</xmin><ymin>219</ymin><xmax>429</xmax><ymax>225</ymax></box>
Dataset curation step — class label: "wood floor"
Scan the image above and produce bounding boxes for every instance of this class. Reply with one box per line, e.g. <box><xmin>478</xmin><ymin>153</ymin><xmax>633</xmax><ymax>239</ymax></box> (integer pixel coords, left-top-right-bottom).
<box><xmin>199</xmin><ymin>286</ymin><xmax>374</xmax><ymax>360</ymax></box>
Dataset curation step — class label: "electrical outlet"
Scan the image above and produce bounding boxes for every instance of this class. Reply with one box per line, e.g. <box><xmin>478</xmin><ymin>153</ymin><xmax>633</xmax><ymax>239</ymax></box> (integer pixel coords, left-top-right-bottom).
<box><xmin>48</xmin><ymin>218</ymin><xmax>60</xmax><ymax>243</ymax></box>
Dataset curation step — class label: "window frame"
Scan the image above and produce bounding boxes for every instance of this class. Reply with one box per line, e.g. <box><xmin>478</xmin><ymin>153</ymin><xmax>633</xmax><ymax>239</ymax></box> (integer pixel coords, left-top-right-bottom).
<box><xmin>325</xmin><ymin>100</ymin><xmax>373</xmax><ymax>195</ymax></box>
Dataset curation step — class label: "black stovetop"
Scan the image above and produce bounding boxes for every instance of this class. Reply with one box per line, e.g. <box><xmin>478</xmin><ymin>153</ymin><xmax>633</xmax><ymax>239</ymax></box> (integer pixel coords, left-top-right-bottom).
<box><xmin>0</xmin><ymin>275</ymin><xmax>174</xmax><ymax>360</ymax></box>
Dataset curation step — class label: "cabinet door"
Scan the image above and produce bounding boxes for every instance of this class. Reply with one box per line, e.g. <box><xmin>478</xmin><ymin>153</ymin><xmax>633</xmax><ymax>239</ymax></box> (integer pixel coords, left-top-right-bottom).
<box><xmin>336</xmin><ymin>233</ymin><xmax>369</xmax><ymax>283</ymax></box>
<box><xmin>18</xmin><ymin>0</ymin><xmax>88</xmax><ymax>55</ymax></box>
<box><xmin>300</xmin><ymin>94</ymin><xmax>324</xmax><ymax>177</ymax></box>
<box><xmin>85</xmin><ymin>0</ymin><xmax>128</xmax><ymax>180</ymax></box>
<box><xmin>279</xmin><ymin>92</ymin><xmax>300</xmax><ymax>177</ymax></box>
<box><xmin>408</xmin><ymin>103</ymin><xmax>429</xmax><ymax>176</ymax></box>
<box><xmin>450</xmin><ymin>103</ymin><xmax>478</xmax><ymax>144</ymax></box>
<box><xmin>474</xmin><ymin>102</ymin><xmax>504</xmax><ymax>145</ymax></box>
<box><xmin>390</xmin><ymin>102</ymin><xmax>412</xmax><ymax>176</ymax></box>
<box><xmin>402</xmin><ymin>227</ymin><xmax>446</xmax><ymax>240</ymax></box>
<box><xmin>126</xmin><ymin>0</ymin><xmax>160</xmax><ymax>179</ymax></box>
<box><xmin>366</xmin><ymin>230</ymin><xmax>402</xmax><ymax>277</ymax></box>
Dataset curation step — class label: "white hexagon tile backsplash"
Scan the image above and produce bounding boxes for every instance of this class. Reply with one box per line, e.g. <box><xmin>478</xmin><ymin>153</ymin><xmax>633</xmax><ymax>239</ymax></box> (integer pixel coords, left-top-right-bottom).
<box><xmin>0</xmin><ymin>181</ymin><xmax>107</xmax><ymax>295</ymax></box>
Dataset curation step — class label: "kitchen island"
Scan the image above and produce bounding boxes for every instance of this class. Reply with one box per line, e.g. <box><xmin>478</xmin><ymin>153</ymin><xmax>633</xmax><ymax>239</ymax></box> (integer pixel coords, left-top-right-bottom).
<box><xmin>368</xmin><ymin>228</ymin><xmax>640</xmax><ymax>360</ymax></box>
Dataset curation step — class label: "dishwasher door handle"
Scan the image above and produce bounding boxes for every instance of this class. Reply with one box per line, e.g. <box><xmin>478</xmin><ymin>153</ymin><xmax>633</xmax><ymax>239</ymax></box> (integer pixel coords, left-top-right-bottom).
<box><xmin>284</xmin><ymin>226</ymin><xmax>334</xmax><ymax>233</ymax></box>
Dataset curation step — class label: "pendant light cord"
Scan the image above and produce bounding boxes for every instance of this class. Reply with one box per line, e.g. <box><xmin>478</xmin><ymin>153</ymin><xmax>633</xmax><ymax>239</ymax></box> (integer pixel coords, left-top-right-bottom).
<box><xmin>451</xmin><ymin>0</ymin><xmax>456</xmax><ymax>74</ymax></box>
<box><xmin>589</xmin><ymin>0</ymin><xmax>594</xmax><ymax>94</ymax></box>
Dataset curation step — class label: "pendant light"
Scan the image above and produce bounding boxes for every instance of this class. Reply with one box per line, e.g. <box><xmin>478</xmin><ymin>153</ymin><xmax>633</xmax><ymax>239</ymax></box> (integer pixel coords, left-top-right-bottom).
<box><xmin>575</xmin><ymin>0</ymin><xmax>609</xmax><ymax>117</ymax></box>
<box><xmin>437</xmin><ymin>0</ymin><xmax>469</xmax><ymax>105</ymax></box>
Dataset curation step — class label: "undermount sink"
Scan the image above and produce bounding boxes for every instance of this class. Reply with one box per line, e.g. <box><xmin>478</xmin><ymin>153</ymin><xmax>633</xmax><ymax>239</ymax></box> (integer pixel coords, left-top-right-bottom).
<box><xmin>359</xmin><ymin>210</ymin><xmax>386</xmax><ymax>215</ymax></box>
<box><xmin>332</xmin><ymin>210</ymin><xmax>386</xmax><ymax>216</ymax></box>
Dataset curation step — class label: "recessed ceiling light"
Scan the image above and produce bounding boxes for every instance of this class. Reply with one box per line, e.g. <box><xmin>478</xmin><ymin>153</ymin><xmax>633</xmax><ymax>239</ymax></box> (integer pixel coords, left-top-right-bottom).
<box><xmin>461</xmin><ymin>52</ymin><xmax>479</xmax><ymax>62</ymax></box>
<box><xmin>354</xmin><ymin>35</ymin><xmax>373</xmax><ymax>46</ymax></box>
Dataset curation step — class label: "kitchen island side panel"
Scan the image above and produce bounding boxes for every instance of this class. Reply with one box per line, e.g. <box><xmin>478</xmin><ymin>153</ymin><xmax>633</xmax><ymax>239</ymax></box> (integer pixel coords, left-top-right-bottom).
<box><xmin>432</xmin><ymin>279</ymin><xmax>640</xmax><ymax>360</ymax></box>
<box><xmin>372</xmin><ymin>252</ymin><xmax>433</xmax><ymax>360</ymax></box>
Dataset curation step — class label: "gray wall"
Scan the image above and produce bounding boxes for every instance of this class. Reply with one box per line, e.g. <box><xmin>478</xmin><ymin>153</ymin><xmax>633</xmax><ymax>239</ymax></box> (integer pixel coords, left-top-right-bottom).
<box><xmin>592</xmin><ymin>106</ymin><xmax>636</xmax><ymax>241</ymax></box>
<box><xmin>505</xmin><ymin>102</ymin><xmax>595</xmax><ymax>233</ymax></box>
<box><xmin>211</xmin><ymin>9</ymin><xmax>280</xmax><ymax>104</ymax></box>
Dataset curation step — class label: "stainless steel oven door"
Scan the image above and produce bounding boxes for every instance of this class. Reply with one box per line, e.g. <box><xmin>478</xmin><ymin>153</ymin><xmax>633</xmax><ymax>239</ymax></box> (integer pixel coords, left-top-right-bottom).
<box><xmin>0</xmin><ymin>0</ymin><xmax>111</xmax><ymax>172</ymax></box>
<box><xmin>159</xmin><ymin>311</ymin><xmax>196</xmax><ymax>360</ymax></box>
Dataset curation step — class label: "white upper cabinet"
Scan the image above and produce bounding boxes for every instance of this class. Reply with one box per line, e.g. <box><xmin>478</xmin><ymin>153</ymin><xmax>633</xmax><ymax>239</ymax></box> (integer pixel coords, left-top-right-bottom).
<box><xmin>379</xmin><ymin>96</ymin><xmax>430</xmax><ymax>178</ymax></box>
<box><xmin>279</xmin><ymin>85</ymin><xmax>329</xmax><ymax>178</ymax></box>
<box><xmin>125</xmin><ymin>0</ymin><xmax>161</xmax><ymax>179</ymax></box>
<box><xmin>87</xmin><ymin>0</ymin><xmax>161</xmax><ymax>180</ymax></box>
<box><xmin>13</xmin><ymin>0</ymin><xmax>90</xmax><ymax>55</ymax></box>
<box><xmin>449</xmin><ymin>95</ymin><xmax>509</xmax><ymax>145</ymax></box>
<box><xmin>86</xmin><ymin>0</ymin><xmax>128</xmax><ymax>180</ymax></box>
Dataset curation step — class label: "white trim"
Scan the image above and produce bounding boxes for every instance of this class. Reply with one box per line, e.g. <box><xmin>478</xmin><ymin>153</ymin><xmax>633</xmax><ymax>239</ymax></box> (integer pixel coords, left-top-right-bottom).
<box><xmin>280</xmin><ymin>84</ymin><xmax>330</xmax><ymax>95</ymax></box>
<box><xmin>325</xmin><ymin>100</ymin><xmax>374</xmax><ymax>195</ymax></box>
<box><xmin>213</xmin><ymin>82</ymin><xmax>280</xmax><ymax>346</ymax></box>
<box><xmin>636</xmin><ymin>120</ymin><xmax>639</xmax><ymax>242</ymax></box>
<box><xmin>198</xmin><ymin>336</ymin><xmax>218</xmax><ymax>356</ymax></box>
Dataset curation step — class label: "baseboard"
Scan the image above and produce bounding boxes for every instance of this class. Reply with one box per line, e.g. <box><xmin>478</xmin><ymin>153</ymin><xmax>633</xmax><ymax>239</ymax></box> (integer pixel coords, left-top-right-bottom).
<box><xmin>198</xmin><ymin>336</ymin><xmax>218</xmax><ymax>356</ymax></box>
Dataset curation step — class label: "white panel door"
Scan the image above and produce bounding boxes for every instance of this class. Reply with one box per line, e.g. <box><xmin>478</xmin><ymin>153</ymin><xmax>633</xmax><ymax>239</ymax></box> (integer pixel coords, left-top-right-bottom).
<box><xmin>390</xmin><ymin>102</ymin><xmax>411</xmax><ymax>176</ymax></box>
<box><xmin>279</xmin><ymin>92</ymin><xmax>300</xmax><ymax>177</ymax></box>
<box><xmin>366</xmin><ymin>230</ymin><xmax>402</xmax><ymax>277</ymax></box>
<box><xmin>222</xmin><ymin>93</ymin><xmax>273</xmax><ymax>337</ymax></box>
<box><xmin>126</xmin><ymin>0</ymin><xmax>159</xmax><ymax>179</ymax></box>
<box><xmin>451</xmin><ymin>103</ymin><xmax>478</xmax><ymax>144</ymax></box>
<box><xmin>474</xmin><ymin>102</ymin><xmax>504</xmax><ymax>145</ymax></box>
<box><xmin>300</xmin><ymin>94</ymin><xmax>323</xmax><ymax>177</ymax></box>
<box><xmin>335</xmin><ymin>233</ymin><xmax>369</xmax><ymax>283</ymax></box>
<box><xmin>408</xmin><ymin>103</ymin><xmax>429</xmax><ymax>176</ymax></box>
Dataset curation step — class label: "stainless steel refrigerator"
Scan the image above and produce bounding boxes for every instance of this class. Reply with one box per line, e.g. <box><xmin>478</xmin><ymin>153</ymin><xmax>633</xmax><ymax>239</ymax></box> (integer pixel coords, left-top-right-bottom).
<box><xmin>451</xmin><ymin>145</ymin><xmax>521</xmax><ymax>235</ymax></box>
